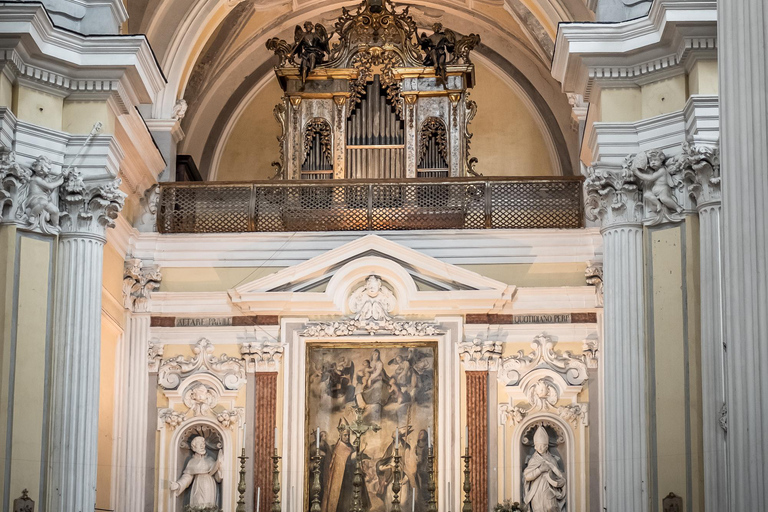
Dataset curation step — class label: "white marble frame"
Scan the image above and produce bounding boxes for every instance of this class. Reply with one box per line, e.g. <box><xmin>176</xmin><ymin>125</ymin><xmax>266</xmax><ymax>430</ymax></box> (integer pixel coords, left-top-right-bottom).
<box><xmin>280</xmin><ymin>316</ymin><xmax>464</xmax><ymax>512</ymax></box>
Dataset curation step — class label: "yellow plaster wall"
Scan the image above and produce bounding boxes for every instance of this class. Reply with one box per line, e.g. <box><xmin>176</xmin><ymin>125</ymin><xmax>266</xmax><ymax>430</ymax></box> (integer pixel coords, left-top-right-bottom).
<box><xmin>0</xmin><ymin>74</ymin><xmax>13</xmax><ymax>111</ymax></box>
<box><xmin>63</xmin><ymin>100</ymin><xmax>116</xmax><ymax>135</ymax></box>
<box><xmin>0</xmin><ymin>226</ymin><xmax>16</xmax><ymax>506</ymax></box>
<box><xmin>97</xmin><ymin>317</ymin><xmax>122</xmax><ymax>510</ymax></box>
<box><xmin>13</xmin><ymin>86</ymin><xmax>63</xmax><ymax>131</ymax></box>
<box><xmin>215</xmin><ymin>60</ymin><xmax>557</xmax><ymax>180</ymax></box>
<box><xmin>460</xmin><ymin>262</ymin><xmax>588</xmax><ymax>287</ymax></box>
<box><xmin>599</xmin><ymin>88</ymin><xmax>642</xmax><ymax>123</ymax></box>
<box><xmin>641</xmin><ymin>74</ymin><xmax>687</xmax><ymax>119</ymax></box>
<box><xmin>688</xmin><ymin>60</ymin><xmax>719</xmax><ymax>96</ymax></box>
<box><xmin>647</xmin><ymin>225</ymin><xmax>690</xmax><ymax>507</ymax></box>
<box><xmin>8</xmin><ymin>234</ymin><xmax>53</xmax><ymax>507</ymax></box>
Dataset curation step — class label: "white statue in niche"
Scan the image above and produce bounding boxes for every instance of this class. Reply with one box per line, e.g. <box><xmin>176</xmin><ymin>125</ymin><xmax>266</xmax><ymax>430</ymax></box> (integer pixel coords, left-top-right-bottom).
<box><xmin>348</xmin><ymin>275</ymin><xmax>396</xmax><ymax>323</ymax></box>
<box><xmin>523</xmin><ymin>426</ymin><xmax>566</xmax><ymax>512</ymax></box>
<box><xmin>171</xmin><ymin>436</ymin><xmax>223</xmax><ymax>509</ymax></box>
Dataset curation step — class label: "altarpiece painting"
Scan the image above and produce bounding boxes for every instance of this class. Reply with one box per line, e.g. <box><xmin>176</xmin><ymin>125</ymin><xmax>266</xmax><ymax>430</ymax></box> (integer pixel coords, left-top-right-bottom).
<box><xmin>306</xmin><ymin>342</ymin><xmax>437</xmax><ymax>512</ymax></box>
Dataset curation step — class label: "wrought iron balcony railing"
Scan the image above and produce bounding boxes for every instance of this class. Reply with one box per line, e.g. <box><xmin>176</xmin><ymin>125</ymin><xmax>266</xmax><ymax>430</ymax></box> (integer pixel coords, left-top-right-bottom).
<box><xmin>156</xmin><ymin>177</ymin><xmax>584</xmax><ymax>234</ymax></box>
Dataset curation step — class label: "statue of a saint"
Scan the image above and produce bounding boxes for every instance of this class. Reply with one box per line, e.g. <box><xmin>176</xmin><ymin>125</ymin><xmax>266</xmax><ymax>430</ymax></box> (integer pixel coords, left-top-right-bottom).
<box><xmin>171</xmin><ymin>436</ymin><xmax>223</xmax><ymax>509</ymax></box>
<box><xmin>418</xmin><ymin>23</ymin><xmax>456</xmax><ymax>87</ymax></box>
<box><xmin>522</xmin><ymin>426</ymin><xmax>566</xmax><ymax>512</ymax></box>
<box><xmin>349</xmin><ymin>275</ymin><xmax>396</xmax><ymax>324</ymax></box>
<box><xmin>291</xmin><ymin>21</ymin><xmax>330</xmax><ymax>84</ymax></box>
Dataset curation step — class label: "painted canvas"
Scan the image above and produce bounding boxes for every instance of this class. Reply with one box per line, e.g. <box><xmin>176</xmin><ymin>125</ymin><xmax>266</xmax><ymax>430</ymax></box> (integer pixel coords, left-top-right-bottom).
<box><xmin>305</xmin><ymin>342</ymin><xmax>437</xmax><ymax>512</ymax></box>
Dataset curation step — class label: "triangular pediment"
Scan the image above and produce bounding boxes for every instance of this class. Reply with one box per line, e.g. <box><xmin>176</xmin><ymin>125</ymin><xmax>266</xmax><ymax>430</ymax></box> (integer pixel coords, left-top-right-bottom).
<box><xmin>228</xmin><ymin>235</ymin><xmax>514</xmax><ymax>316</ymax></box>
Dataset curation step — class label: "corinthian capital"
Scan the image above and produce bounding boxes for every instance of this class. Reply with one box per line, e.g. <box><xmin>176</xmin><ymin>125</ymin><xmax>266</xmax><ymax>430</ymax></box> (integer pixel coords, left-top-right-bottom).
<box><xmin>681</xmin><ymin>142</ymin><xmax>720</xmax><ymax>208</ymax></box>
<box><xmin>123</xmin><ymin>258</ymin><xmax>162</xmax><ymax>313</ymax></box>
<box><xmin>584</xmin><ymin>164</ymin><xmax>643</xmax><ymax>228</ymax></box>
<box><xmin>58</xmin><ymin>168</ymin><xmax>126</xmax><ymax>238</ymax></box>
<box><xmin>0</xmin><ymin>147</ymin><xmax>30</xmax><ymax>225</ymax></box>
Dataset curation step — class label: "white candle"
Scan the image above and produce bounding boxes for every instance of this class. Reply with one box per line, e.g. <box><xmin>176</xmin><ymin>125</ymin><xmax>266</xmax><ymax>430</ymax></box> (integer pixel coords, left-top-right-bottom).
<box><xmin>275</xmin><ymin>427</ymin><xmax>278</xmax><ymax>450</ymax></box>
<box><xmin>448</xmin><ymin>482</ymin><xmax>452</xmax><ymax>512</ymax></box>
<box><xmin>316</xmin><ymin>427</ymin><xmax>320</xmax><ymax>451</ymax></box>
<box><xmin>241</xmin><ymin>424</ymin><xmax>246</xmax><ymax>451</ymax></box>
<box><xmin>412</xmin><ymin>492</ymin><xmax>415</xmax><ymax>512</ymax></box>
<box><xmin>428</xmin><ymin>427</ymin><xmax>432</xmax><ymax>448</ymax></box>
<box><xmin>256</xmin><ymin>487</ymin><xmax>261</xmax><ymax>512</ymax></box>
<box><xmin>395</xmin><ymin>429</ymin><xmax>399</xmax><ymax>449</ymax></box>
<box><xmin>465</xmin><ymin>425</ymin><xmax>469</xmax><ymax>450</ymax></box>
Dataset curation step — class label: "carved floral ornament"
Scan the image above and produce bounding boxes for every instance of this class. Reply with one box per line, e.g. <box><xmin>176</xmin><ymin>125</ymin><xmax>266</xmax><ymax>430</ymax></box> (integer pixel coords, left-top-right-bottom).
<box><xmin>497</xmin><ymin>334</ymin><xmax>593</xmax><ymax>428</ymax></box>
<box><xmin>585</xmin><ymin>142</ymin><xmax>720</xmax><ymax>228</ymax></box>
<box><xmin>0</xmin><ymin>146</ymin><xmax>126</xmax><ymax>236</ymax></box>
<box><xmin>123</xmin><ymin>258</ymin><xmax>162</xmax><ymax>313</ymax></box>
<box><xmin>157</xmin><ymin>338</ymin><xmax>246</xmax><ymax>391</ymax></box>
<box><xmin>301</xmin><ymin>274</ymin><xmax>443</xmax><ymax>337</ymax></box>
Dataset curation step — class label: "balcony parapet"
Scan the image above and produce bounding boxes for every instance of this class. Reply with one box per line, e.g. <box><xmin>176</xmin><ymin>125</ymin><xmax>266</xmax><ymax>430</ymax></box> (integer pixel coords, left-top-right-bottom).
<box><xmin>157</xmin><ymin>177</ymin><xmax>584</xmax><ymax>234</ymax></box>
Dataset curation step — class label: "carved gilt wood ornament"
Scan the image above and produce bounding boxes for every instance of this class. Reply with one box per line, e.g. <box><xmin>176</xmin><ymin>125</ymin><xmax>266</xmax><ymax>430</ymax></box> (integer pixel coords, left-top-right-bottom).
<box><xmin>266</xmin><ymin>0</ymin><xmax>480</xmax><ymax>179</ymax></box>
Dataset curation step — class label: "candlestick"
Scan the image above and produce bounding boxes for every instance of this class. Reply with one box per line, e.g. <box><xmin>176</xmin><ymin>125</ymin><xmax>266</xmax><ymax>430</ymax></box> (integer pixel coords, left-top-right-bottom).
<box><xmin>426</xmin><ymin>444</ymin><xmax>438</xmax><ymax>512</ymax></box>
<box><xmin>271</xmin><ymin>448</ymin><xmax>281</xmax><ymax>512</ymax></box>
<box><xmin>461</xmin><ymin>446</ymin><xmax>472</xmax><ymax>512</ymax></box>
<box><xmin>236</xmin><ymin>448</ymin><xmax>248</xmax><ymax>512</ymax></box>
<box><xmin>310</xmin><ymin>442</ymin><xmax>322</xmax><ymax>512</ymax></box>
<box><xmin>391</xmin><ymin>446</ymin><xmax>402</xmax><ymax>512</ymax></box>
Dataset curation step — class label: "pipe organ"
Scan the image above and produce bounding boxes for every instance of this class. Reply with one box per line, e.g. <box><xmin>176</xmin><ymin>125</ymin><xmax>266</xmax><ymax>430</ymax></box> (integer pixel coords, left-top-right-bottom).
<box><xmin>267</xmin><ymin>0</ymin><xmax>480</xmax><ymax>180</ymax></box>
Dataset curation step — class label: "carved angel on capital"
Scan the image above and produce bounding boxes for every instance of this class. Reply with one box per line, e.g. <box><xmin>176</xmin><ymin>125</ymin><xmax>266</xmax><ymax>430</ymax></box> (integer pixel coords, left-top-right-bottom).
<box><xmin>625</xmin><ymin>149</ymin><xmax>683</xmax><ymax>223</ymax></box>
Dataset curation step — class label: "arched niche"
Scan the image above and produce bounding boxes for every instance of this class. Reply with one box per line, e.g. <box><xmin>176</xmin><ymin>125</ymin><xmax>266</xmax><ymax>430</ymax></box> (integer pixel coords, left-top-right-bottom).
<box><xmin>511</xmin><ymin>414</ymin><xmax>576</xmax><ymax>510</ymax></box>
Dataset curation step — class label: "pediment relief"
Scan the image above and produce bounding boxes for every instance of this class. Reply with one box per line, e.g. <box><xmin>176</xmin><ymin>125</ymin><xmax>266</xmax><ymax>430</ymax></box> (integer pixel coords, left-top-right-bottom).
<box><xmin>228</xmin><ymin>234</ymin><xmax>514</xmax><ymax>316</ymax></box>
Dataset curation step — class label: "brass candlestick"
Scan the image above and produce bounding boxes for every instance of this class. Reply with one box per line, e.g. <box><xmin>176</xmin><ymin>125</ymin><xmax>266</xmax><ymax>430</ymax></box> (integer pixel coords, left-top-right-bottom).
<box><xmin>310</xmin><ymin>445</ymin><xmax>322</xmax><ymax>512</ymax></box>
<box><xmin>271</xmin><ymin>449</ymin><xmax>282</xmax><ymax>512</ymax></box>
<box><xmin>461</xmin><ymin>446</ymin><xmax>472</xmax><ymax>512</ymax></box>
<box><xmin>236</xmin><ymin>448</ymin><xmax>247</xmax><ymax>512</ymax></box>
<box><xmin>391</xmin><ymin>446</ymin><xmax>402</xmax><ymax>512</ymax></box>
<box><xmin>350</xmin><ymin>444</ymin><xmax>364</xmax><ymax>512</ymax></box>
<box><xmin>427</xmin><ymin>445</ymin><xmax>437</xmax><ymax>512</ymax></box>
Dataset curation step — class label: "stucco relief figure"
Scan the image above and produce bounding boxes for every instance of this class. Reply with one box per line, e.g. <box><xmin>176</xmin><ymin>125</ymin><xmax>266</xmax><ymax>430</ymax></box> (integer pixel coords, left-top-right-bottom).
<box><xmin>628</xmin><ymin>149</ymin><xmax>683</xmax><ymax>222</ymax></box>
<box><xmin>291</xmin><ymin>22</ymin><xmax>330</xmax><ymax>83</ymax></box>
<box><xmin>418</xmin><ymin>23</ymin><xmax>456</xmax><ymax>87</ymax></box>
<box><xmin>171</xmin><ymin>436</ymin><xmax>223</xmax><ymax>509</ymax></box>
<box><xmin>349</xmin><ymin>275</ymin><xmax>397</xmax><ymax>325</ymax></box>
<box><xmin>17</xmin><ymin>156</ymin><xmax>63</xmax><ymax>233</ymax></box>
<box><xmin>523</xmin><ymin>426</ymin><xmax>566</xmax><ymax>512</ymax></box>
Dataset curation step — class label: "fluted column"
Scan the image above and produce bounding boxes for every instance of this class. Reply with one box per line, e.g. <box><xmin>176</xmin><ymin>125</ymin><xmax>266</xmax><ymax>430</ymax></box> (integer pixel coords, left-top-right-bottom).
<box><xmin>114</xmin><ymin>259</ymin><xmax>161</xmax><ymax>511</ymax></box>
<box><xmin>682</xmin><ymin>144</ymin><xmax>727</xmax><ymax>510</ymax></box>
<box><xmin>46</xmin><ymin>172</ymin><xmax>125</xmax><ymax>512</ymax></box>
<box><xmin>584</xmin><ymin>167</ymin><xmax>647</xmax><ymax>511</ymax></box>
<box><xmin>718</xmin><ymin>1</ymin><xmax>768</xmax><ymax>507</ymax></box>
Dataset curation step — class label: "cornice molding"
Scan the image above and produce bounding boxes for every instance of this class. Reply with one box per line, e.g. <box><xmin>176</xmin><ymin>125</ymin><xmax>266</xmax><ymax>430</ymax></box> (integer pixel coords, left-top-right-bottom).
<box><xmin>0</xmin><ymin>3</ymin><xmax>165</xmax><ymax>105</ymax></box>
<box><xmin>553</xmin><ymin>0</ymin><xmax>717</xmax><ymax>100</ymax></box>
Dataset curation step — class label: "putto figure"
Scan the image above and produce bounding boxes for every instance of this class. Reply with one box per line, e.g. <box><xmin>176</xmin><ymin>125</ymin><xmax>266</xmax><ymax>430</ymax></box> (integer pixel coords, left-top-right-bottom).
<box><xmin>418</xmin><ymin>23</ymin><xmax>456</xmax><ymax>87</ymax></box>
<box><xmin>523</xmin><ymin>426</ymin><xmax>566</xmax><ymax>512</ymax></box>
<box><xmin>291</xmin><ymin>21</ymin><xmax>331</xmax><ymax>84</ymax></box>
<box><xmin>626</xmin><ymin>149</ymin><xmax>683</xmax><ymax>223</ymax></box>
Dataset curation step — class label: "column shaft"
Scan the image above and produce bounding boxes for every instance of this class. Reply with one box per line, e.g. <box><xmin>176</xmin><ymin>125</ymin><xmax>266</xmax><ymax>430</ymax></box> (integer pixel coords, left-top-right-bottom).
<box><xmin>466</xmin><ymin>371</ymin><xmax>488</xmax><ymax>512</ymax></box>
<box><xmin>47</xmin><ymin>235</ymin><xmax>105</xmax><ymax>511</ymax></box>
<box><xmin>698</xmin><ymin>204</ymin><xmax>728</xmax><ymax>510</ymax></box>
<box><xmin>719</xmin><ymin>0</ymin><xmax>768</xmax><ymax>507</ymax></box>
<box><xmin>603</xmin><ymin>226</ymin><xmax>647</xmax><ymax>511</ymax></box>
<box><xmin>254</xmin><ymin>372</ymin><xmax>277</xmax><ymax>511</ymax></box>
<box><xmin>115</xmin><ymin>314</ymin><xmax>151</xmax><ymax>511</ymax></box>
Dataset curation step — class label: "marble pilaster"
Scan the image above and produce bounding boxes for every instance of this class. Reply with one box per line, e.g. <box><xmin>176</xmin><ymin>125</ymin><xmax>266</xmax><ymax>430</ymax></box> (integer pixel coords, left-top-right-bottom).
<box><xmin>46</xmin><ymin>172</ymin><xmax>125</xmax><ymax>512</ymax></box>
<box><xmin>718</xmin><ymin>0</ymin><xmax>768</xmax><ymax>507</ymax></box>
<box><xmin>584</xmin><ymin>165</ymin><xmax>647</xmax><ymax>511</ymax></box>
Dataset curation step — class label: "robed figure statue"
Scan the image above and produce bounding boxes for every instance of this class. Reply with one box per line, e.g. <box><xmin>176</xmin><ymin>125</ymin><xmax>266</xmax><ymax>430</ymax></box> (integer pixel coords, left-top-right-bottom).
<box><xmin>418</xmin><ymin>23</ymin><xmax>456</xmax><ymax>87</ymax></box>
<box><xmin>171</xmin><ymin>436</ymin><xmax>224</xmax><ymax>508</ymax></box>
<box><xmin>522</xmin><ymin>426</ymin><xmax>566</xmax><ymax>512</ymax></box>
